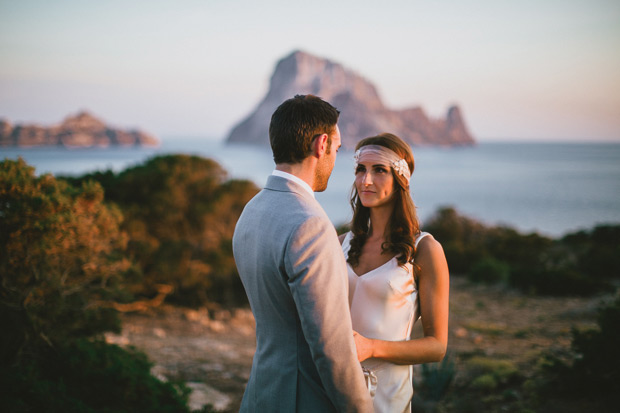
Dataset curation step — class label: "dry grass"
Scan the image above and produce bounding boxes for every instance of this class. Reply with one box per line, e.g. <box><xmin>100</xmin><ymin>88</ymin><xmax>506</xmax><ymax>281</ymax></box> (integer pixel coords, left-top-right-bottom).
<box><xmin>439</xmin><ymin>277</ymin><xmax>605</xmax><ymax>365</ymax></box>
<box><xmin>108</xmin><ymin>276</ymin><xmax>615</xmax><ymax>412</ymax></box>
<box><xmin>412</xmin><ymin>277</ymin><xmax>615</xmax><ymax>412</ymax></box>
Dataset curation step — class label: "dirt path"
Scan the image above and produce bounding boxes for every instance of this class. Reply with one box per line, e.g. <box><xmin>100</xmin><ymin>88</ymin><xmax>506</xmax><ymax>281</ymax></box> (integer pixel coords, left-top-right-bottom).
<box><xmin>106</xmin><ymin>277</ymin><xmax>611</xmax><ymax>412</ymax></box>
<box><xmin>106</xmin><ymin>306</ymin><xmax>256</xmax><ymax>412</ymax></box>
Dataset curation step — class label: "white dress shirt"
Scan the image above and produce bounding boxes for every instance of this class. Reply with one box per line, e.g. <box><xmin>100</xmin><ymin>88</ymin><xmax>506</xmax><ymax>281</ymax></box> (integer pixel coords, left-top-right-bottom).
<box><xmin>271</xmin><ymin>170</ymin><xmax>315</xmax><ymax>199</ymax></box>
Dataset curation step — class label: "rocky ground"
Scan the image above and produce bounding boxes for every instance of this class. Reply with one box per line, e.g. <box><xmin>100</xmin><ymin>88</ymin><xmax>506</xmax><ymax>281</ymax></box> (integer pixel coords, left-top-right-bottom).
<box><xmin>105</xmin><ymin>277</ymin><xmax>613</xmax><ymax>412</ymax></box>
<box><xmin>105</xmin><ymin>305</ymin><xmax>256</xmax><ymax>412</ymax></box>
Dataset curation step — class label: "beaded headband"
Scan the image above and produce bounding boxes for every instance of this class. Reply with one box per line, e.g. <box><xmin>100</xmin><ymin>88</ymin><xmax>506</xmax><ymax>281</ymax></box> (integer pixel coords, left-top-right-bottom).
<box><xmin>354</xmin><ymin>144</ymin><xmax>411</xmax><ymax>183</ymax></box>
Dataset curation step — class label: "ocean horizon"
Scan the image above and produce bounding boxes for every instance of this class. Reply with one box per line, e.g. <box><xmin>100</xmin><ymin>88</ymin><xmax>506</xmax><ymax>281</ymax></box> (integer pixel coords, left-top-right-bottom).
<box><xmin>3</xmin><ymin>139</ymin><xmax>620</xmax><ymax>238</ymax></box>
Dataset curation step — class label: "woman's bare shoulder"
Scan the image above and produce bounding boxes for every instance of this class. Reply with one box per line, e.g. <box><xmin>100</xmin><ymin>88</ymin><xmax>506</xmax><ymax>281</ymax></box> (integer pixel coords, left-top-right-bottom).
<box><xmin>416</xmin><ymin>234</ymin><xmax>447</xmax><ymax>264</ymax></box>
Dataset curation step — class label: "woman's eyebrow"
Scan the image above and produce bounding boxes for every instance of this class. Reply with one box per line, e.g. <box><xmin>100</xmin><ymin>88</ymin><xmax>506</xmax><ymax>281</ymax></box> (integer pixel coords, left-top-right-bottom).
<box><xmin>358</xmin><ymin>161</ymin><xmax>388</xmax><ymax>166</ymax></box>
<box><xmin>357</xmin><ymin>161</ymin><xmax>389</xmax><ymax>168</ymax></box>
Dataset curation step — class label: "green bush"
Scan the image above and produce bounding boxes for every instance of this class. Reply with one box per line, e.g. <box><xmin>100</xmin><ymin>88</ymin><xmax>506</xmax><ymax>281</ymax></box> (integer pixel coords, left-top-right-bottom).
<box><xmin>510</xmin><ymin>266</ymin><xmax>609</xmax><ymax>297</ymax></box>
<box><xmin>538</xmin><ymin>296</ymin><xmax>620</xmax><ymax>406</ymax></box>
<box><xmin>470</xmin><ymin>373</ymin><xmax>498</xmax><ymax>391</ymax></box>
<box><xmin>0</xmin><ymin>339</ymin><xmax>191</xmax><ymax>413</ymax></box>
<box><xmin>64</xmin><ymin>155</ymin><xmax>259</xmax><ymax>307</ymax></box>
<box><xmin>419</xmin><ymin>351</ymin><xmax>456</xmax><ymax>401</ymax></box>
<box><xmin>468</xmin><ymin>257</ymin><xmax>510</xmax><ymax>284</ymax></box>
<box><xmin>422</xmin><ymin>207</ymin><xmax>488</xmax><ymax>273</ymax></box>
<box><xmin>0</xmin><ymin>158</ymin><xmax>200</xmax><ymax>413</ymax></box>
<box><xmin>424</xmin><ymin>206</ymin><xmax>618</xmax><ymax>296</ymax></box>
<box><xmin>561</xmin><ymin>225</ymin><xmax>620</xmax><ymax>280</ymax></box>
<box><xmin>465</xmin><ymin>357</ymin><xmax>520</xmax><ymax>391</ymax></box>
<box><xmin>423</xmin><ymin>207</ymin><xmax>553</xmax><ymax>277</ymax></box>
<box><xmin>0</xmin><ymin>158</ymin><xmax>132</xmax><ymax>362</ymax></box>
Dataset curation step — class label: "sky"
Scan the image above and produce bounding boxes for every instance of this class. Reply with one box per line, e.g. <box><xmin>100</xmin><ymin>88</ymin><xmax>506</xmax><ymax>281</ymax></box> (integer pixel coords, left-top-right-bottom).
<box><xmin>1</xmin><ymin>0</ymin><xmax>619</xmax><ymax>142</ymax></box>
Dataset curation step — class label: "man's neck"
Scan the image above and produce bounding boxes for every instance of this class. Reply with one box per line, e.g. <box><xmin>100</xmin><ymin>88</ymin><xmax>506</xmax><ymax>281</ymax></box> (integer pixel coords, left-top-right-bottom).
<box><xmin>275</xmin><ymin>160</ymin><xmax>316</xmax><ymax>191</ymax></box>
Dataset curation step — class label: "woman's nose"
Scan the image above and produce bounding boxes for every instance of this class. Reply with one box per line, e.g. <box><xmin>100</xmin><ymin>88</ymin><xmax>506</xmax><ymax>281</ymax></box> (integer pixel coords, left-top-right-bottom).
<box><xmin>362</xmin><ymin>172</ymin><xmax>372</xmax><ymax>185</ymax></box>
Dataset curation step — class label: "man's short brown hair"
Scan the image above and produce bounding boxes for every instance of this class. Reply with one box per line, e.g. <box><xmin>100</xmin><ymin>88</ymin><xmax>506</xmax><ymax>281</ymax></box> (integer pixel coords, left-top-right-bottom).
<box><xmin>269</xmin><ymin>94</ymin><xmax>340</xmax><ymax>164</ymax></box>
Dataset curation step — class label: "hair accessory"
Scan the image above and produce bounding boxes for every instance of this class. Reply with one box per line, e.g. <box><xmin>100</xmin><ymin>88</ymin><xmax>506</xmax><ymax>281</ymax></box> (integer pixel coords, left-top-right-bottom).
<box><xmin>354</xmin><ymin>145</ymin><xmax>411</xmax><ymax>183</ymax></box>
<box><xmin>391</xmin><ymin>158</ymin><xmax>409</xmax><ymax>177</ymax></box>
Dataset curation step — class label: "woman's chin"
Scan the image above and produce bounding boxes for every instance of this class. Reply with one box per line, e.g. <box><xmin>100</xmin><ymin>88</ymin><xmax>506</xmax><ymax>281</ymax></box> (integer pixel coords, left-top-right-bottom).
<box><xmin>361</xmin><ymin>200</ymin><xmax>379</xmax><ymax>208</ymax></box>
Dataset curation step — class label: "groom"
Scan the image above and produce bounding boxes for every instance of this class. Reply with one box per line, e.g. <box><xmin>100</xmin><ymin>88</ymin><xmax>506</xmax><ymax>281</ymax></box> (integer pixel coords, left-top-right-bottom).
<box><xmin>232</xmin><ymin>95</ymin><xmax>372</xmax><ymax>412</ymax></box>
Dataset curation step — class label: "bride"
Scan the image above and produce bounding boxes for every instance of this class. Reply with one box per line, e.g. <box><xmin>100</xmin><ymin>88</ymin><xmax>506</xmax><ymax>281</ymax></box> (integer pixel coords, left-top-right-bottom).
<box><xmin>339</xmin><ymin>133</ymin><xmax>450</xmax><ymax>412</ymax></box>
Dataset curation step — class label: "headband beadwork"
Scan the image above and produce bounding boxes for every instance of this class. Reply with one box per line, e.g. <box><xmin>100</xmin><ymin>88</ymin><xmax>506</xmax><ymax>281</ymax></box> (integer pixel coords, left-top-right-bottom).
<box><xmin>354</xmin><ymin>145</ymin><xmax>411</xmax><ymax>182</ymax></box>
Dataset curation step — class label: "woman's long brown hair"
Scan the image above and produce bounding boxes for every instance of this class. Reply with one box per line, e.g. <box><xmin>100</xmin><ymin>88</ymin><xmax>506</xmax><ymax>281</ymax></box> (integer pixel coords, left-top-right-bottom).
<box><xmin>347</xmin><ymin>133</ymin><xmax>420</xmax><ymax>268</ymax></box>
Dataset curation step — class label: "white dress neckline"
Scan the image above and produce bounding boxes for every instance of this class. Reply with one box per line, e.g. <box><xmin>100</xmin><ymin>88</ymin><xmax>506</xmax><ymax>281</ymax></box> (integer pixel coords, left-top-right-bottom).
<box><xmin>347</xmin><ymin>256</ymin><xmax>397</xmax><ymax>278</ymax></box>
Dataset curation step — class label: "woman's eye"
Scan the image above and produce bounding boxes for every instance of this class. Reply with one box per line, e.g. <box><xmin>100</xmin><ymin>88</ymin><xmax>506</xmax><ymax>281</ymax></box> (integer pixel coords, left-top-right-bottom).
<box><xmin>376</xmin><ymin>167</ymin><xmax>388</xmax><ymax>173</ymax></box>
<box><xmin>355</xmin><ymin>166</ymin><xmax>365</xmax><ymax>173</ymax></box>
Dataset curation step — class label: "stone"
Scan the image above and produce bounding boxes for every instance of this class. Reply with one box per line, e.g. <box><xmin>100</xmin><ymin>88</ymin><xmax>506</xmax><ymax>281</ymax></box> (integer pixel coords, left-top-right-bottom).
<box><xmin>0</xmin><ymin>111</ymin><xmax>159</xmax><ymax>148</ymax></box>
<box><xmin>186</xmin><ymin>381</ymin><xmax>232</xmax><ymax>412</ymax></box>
<box><xmin>226</xmin><ymin>50</ymin><xmax>475</xmax><ymax>149</ymax></box>
<box><xmin>454</xmin><ymin>327</ymin><xmax>468</xmax><ymax>338</ymax></box>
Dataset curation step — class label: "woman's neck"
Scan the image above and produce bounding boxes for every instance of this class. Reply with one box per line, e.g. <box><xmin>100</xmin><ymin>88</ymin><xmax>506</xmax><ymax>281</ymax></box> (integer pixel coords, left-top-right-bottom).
<box><xmin>367</xmin><ymin>203</ymin><xmax>394</xmax><ymax>240</ymax></box>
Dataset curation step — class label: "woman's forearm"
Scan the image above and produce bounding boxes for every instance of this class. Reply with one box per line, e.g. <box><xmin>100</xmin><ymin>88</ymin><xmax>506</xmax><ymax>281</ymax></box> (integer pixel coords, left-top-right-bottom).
<box><xmin>369</xmin><ymin>336</ymin><xmax>447</xmax><ymax>365</ymax></box>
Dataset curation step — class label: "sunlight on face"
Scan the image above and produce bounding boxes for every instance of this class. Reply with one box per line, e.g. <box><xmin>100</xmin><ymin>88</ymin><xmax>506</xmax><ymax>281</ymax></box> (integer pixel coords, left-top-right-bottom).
<box><xmin>354</xmin><ymin>154</ymin><xmax>395</xmax><ymax>208</ymax></box>
<box><xmin>315</xmin><ymin>126</ymin><xmax>341</xmax><ymax>192</ymax></box>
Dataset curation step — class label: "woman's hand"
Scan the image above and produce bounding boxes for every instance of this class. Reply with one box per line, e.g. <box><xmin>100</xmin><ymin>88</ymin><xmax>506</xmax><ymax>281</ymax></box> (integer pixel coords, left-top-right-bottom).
<box><xmin>353</xmin><ymin>330</ymin><xmax>374</xmax><ymax>362</ymax></box>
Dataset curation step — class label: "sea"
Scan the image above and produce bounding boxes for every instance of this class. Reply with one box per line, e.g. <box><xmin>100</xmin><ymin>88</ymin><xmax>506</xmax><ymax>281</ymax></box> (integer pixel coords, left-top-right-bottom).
<box><xmin>2</xmin><ymin>139</ymin><xmax>620</xmax><ymax>238</ymax></box>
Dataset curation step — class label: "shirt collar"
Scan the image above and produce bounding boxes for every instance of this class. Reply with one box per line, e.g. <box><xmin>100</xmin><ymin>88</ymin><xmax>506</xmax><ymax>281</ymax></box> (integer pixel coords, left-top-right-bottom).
<box><xmin>271</xmin><ymin>170</ymin><xmax>315</xmax><ymax>198</ymax></box>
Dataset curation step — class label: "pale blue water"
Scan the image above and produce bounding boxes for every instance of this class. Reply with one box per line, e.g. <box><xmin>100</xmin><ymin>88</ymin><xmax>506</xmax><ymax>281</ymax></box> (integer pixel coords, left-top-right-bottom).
<box><xmin>2</xmin><ymin>140</ymin><xmax>619</xmax><ymax>237</ymax></box>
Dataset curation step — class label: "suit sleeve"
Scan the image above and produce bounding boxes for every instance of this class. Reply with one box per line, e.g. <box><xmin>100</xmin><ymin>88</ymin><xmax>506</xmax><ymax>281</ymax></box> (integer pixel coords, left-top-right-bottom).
<box><xmin>285</xmin><ymin>215</ymin><xmax>373</xmax><ymax>412</ymax></box>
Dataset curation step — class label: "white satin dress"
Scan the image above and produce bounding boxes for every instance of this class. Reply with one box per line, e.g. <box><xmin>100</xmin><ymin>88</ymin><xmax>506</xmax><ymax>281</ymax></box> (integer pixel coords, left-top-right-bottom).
<box><xmin>342</xmin><ymin>231</ymin><xmax>430</xmax><ymax>413</ymax></box>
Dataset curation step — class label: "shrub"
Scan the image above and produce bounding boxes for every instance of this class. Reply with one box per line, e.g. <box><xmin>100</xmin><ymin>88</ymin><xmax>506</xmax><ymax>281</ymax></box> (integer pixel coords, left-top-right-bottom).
<box><xmin>562</xmin><ymin>225</ymin><xmax>620</xmax><ymax>280</ymax></box>
<box><xmin>424</xmin><ymin>206</ymin><xmax>618</xmax><ymax>296</ymax></box>
<box><xmin>465</xmin><ymin>357</ymin><xmax>519</xmax><ymax>391</ymax></box>
<box><xmin>1</xmin><ymin>158</ymin><xmax>196</xmax><ymax>412</ymax></box>
<box><xmin>64</xmin><ymin>155</ymin><xmax>259</xmax><ymax>307</ymax></box>
<box><xmin>538</xmin><ymin>296</ymin><xmax>620</xmax><ymax>406</ymax></box>
<box><xmin>0</xmin><ymin>158</ymin><xmax>132</xmax><ymax>362</ymax></box>
<box><xmin>422</xmin><ymin>207</ymin><xmax>488</xmax><ymax>274</ymax></box>
<box><xmin>419</xmin><ymin>351</ymin><xmax>456</xmax><ymax>401</ymax></box>
<box><xmin>423</xmin><ymin>208</ymin><xmax>554</xmax><ymax>277</ymax></box>
<box><xmin>510</xmin><ymin>266</ymin><xmax>609</xmax><ymax>297</ymax></box>
<box><xmin>0</xmin><ymin>339</ymin><xmax>191</xmax><ymax>413</ymax></box>
<box><xmin>470</xmin><ymin>373</ymin><xmax>498</xmax><ymax>391</ymax></box>
<box><xmin>468</xmin><ymin>257</ymin><xmax>510</xmax><ymax>284</ymax></box>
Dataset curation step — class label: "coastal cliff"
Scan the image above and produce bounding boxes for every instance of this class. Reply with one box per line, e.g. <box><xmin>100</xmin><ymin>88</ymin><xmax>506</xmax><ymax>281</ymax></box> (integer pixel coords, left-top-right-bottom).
<box><xmin>226</xmin><ymin>50</ymin><xmax>475</xmax><ymax>149</ymax></box>
<box><xmin>0</xmin><ymin>111</ymin><xmax>159</xmax><ymax>148</ymax></box>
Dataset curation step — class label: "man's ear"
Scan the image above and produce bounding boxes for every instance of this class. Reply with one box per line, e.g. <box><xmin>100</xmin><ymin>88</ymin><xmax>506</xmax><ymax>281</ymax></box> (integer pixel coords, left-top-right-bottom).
<box><xmin>313</xmin><ymin>133</ymin><xmax>329</xmax><ymax>157</ymax></box>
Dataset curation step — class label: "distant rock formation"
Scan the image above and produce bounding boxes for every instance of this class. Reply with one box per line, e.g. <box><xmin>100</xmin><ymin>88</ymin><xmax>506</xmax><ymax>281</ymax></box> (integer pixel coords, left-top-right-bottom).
<box><xmin>226</xmin><ymin>50</ymin><xmax>475</xmax><ymax>149</ymax></box>
<box><xmin>0</xmin><ymin>111</ymin><xmax>159</xmax><ymax>148</ymax></box>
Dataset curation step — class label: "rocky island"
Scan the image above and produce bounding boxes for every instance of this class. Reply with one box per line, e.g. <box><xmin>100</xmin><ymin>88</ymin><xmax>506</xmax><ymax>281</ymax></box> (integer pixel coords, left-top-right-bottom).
<box><xmin>226</xmin><ymin>50</ymin><xmax>475</xmax><ymax>149</ymax></box>
<box><xmin>0</xmin><ymin>111</ymin><xmax>159</xmax><ymax>148</ymax></box>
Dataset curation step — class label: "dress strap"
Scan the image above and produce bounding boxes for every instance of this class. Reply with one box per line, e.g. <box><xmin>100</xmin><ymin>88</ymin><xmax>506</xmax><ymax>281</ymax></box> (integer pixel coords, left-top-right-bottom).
<box><xmin>414</xmin><ymin>231</ymin><xmax>431</xmax><ymax>248</ymax></box>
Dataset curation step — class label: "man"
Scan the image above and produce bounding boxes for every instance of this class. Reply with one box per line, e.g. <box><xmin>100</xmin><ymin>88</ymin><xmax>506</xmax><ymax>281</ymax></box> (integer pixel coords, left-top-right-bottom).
<box><xmin>232</xmin><ymin>95</ymin><xmax>373</xmax><ymax>412</ymax></box>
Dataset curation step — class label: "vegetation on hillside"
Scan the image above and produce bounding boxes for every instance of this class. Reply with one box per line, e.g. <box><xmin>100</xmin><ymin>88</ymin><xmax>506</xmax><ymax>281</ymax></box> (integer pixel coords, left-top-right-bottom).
<box><xmin>2</xmin><ymin>155</ymin><xmax>618</xmax><ymax>412</ymax></box>
<box><xmin>1</xmin><ymin>158</ymin><xmax>130</xmax><ymax>363</ymax></box>
<box><xmin>62</xmin><ymin>154</ymin><xmax>259</xmax><ymax>307</ymax></box>
<box><xmin>423</xmin><ymin>207</ymin><xmax>619</xmax><ymax>296</ymax></box>
<box><xmin>534</xmin><ymin>296</ymin><xmax>620</xmax><ymax>410</ymax></box>
<box><xmin>1</xmin><ymin>156</ymin><xmax>254</xmax><ymax>412</ymax></box>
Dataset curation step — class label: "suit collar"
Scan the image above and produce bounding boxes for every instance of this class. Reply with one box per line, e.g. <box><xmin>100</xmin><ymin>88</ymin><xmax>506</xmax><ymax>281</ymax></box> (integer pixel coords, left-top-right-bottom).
<box><xmin>271</xmin><ymin>170</ymin><xmax>314</xmax><ymax>198</ymax></box>
<box><xmin>265</xmin><ymin>175</ymin><xmax>316</xmax><ymax>201</ymax></box>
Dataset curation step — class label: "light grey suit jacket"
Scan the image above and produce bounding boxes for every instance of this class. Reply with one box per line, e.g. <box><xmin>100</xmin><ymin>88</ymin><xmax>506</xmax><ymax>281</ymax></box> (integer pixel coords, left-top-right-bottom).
<box><xmin>232</xmin><ymin>175</ymin><xmax>373</xmax><ymax>412</ymax></box>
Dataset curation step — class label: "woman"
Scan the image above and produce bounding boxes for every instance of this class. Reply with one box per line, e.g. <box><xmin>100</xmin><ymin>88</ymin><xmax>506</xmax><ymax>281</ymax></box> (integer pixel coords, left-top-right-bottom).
<box><xmin>339</xmin><ymin>133</ymin><xmax>450</xmax><ymax>412</ymax></box>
